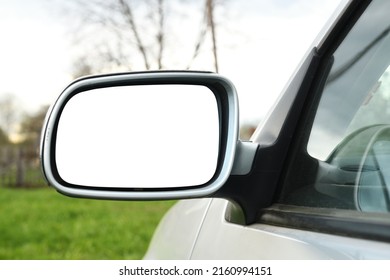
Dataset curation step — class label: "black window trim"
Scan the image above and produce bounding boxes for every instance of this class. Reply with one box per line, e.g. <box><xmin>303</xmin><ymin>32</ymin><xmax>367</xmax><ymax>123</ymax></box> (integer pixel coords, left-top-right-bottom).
<box><xmin>259</xmin><ymin>204</ymin><xmax>390</xmax><ymax>242</ymax></box>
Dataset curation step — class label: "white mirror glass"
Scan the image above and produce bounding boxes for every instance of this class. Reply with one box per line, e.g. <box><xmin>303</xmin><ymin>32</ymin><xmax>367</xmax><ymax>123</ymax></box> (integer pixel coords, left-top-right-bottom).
<box><xmin>55</xmin><ymin>84</ymin><xmax>220</xmax><ymax>188</ymax></box>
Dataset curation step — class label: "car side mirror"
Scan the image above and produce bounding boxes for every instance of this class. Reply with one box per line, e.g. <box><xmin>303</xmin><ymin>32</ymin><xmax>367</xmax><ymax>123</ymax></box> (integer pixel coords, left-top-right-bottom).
<box><xmin>40</xmin><ymin>71</ymin><xmax>240</xmax><ymax>200</ymax></box>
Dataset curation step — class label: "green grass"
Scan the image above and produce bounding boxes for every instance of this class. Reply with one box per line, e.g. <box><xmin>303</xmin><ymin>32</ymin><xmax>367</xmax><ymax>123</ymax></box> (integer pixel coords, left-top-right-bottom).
<box><xmin>0</xmin><ymin>187</ymin><xmax>175</xmax><ymax>259</ymax></box>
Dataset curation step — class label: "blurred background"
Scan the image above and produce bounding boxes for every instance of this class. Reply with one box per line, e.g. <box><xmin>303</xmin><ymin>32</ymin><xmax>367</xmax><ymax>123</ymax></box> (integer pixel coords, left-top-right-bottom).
<box><xmin>0</xmin><ymin>0</ymin><xmax>341</xmax><ymax>259</ymax></box>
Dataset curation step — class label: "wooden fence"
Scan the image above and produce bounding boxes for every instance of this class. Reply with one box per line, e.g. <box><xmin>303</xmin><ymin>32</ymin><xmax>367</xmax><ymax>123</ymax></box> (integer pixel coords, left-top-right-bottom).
<box><xmin>0</xmin><ymin>145</ymin><xmax>45</xmax><ymax>188</ymax></box>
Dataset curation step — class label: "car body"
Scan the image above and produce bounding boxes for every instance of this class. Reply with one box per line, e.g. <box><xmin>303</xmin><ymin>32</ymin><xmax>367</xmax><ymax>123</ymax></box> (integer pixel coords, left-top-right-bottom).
<box><xmin>41</xmin><ymin>0</ymin><xmax>390</xmax><ymax>259</ymax></box>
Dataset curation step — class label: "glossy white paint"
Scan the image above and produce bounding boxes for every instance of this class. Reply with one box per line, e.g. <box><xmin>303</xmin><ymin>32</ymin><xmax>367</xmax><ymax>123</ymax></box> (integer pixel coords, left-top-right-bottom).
<box><xmin>143</xmin><ymin>199</ymin><xmax>212</xmax><ymax>259</ymax></box>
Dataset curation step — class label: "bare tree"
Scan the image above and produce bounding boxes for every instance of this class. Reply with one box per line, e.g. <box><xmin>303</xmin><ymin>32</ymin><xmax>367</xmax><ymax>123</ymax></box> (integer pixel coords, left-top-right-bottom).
<box><xmin>206</xmin><ymin>0</ymin><xmax>218</xmax><ymax>72</ymax></box>
<box><xmin>63</xmin><ymin>0</ymin><xmax>167</xmax><ymax>77</ymax></box>
<box><xmin>117</xmin><ymin>0</ymin><xmax>152</xmax><ymax>70</ymax></box>
<box><xmin>19</xmin><ymin>105</ymin><xmax>50</xmax><ymax>147</ymax></box>
<box><xmin>59</xmin><ymin>0</ymin><xmax>222</xmax><ymax>77</ymax></box>
<box><xmin>156</xmin><ymin>0</ymin><xmax>165</xmax><ymax>69</ymax></box>
<box><xmin>187</xmin><ymin>0</ymin><xmax>219</xmax><ymax>72</ymax></box>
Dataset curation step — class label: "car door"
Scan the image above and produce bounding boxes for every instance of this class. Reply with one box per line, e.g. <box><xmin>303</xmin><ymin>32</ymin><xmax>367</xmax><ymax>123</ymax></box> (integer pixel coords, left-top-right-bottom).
<box><xmin>189</xmin><ymin>0</ymin><xmax>390</xmax><ymax>259</ymax></box>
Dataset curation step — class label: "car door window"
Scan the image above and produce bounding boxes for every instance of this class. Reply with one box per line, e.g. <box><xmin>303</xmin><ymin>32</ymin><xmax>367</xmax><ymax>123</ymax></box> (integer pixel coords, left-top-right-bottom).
<box><xmin>280</xmin><ymin>0</ymin><xmax>390</xmax><ymax>213</ymax></box>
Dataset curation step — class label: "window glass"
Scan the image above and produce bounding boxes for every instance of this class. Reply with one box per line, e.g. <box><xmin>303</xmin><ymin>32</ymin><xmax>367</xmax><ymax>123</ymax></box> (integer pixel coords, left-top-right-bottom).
<box><xmin>308</xmin><ymin>0</ymin><xmax>390</xmax><ymax>161</ymax></box>
<box><xmin>282</xmin><ymin>0</ymin><xmax>390</xmax><ymax>212</ymax></box>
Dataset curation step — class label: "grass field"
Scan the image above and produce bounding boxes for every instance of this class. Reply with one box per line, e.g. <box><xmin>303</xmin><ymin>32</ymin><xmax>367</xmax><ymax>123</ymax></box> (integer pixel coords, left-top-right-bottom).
<box><xmin>0</xmin><ymin>187</ymin><xmax>175</xmax><ymax>259</ymax></box>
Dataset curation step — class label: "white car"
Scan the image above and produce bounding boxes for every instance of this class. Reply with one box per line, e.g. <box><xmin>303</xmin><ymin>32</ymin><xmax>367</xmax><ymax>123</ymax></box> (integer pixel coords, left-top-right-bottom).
<box><xmin>41</xmin><ymin>0</ymin><xmax>390</xmax><ymax>259</ymax></box>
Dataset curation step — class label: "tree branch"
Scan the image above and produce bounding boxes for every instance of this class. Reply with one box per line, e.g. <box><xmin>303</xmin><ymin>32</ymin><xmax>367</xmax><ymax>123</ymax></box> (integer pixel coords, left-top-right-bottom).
<box><xmin>117</xmin><ymin>0</ymin><xmax>150</xmax><ymax>70</ymax></box>
<box><xmin>207</xmin><ymin>0</ymin><xmax>218</xmax><ymax>72</ymax></box>
<box><xmin>156</xmin><ymin>0</ymin><xmax>165</xmax><ymax>69</ymax></box>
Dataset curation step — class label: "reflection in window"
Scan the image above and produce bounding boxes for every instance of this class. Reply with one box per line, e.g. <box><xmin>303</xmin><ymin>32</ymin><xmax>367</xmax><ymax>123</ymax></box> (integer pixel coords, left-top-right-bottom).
<box><xmin>347</xmin><ymin>66</ymin><xmax>390</xmax><ymax>134</ymax></box>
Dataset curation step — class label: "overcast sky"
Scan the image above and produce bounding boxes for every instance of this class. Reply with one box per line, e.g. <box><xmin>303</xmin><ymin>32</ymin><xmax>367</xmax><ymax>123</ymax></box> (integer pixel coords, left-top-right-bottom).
<box><xmin>0</xmin><ymin>0</ymin><xmax>343</xmax><ymax>125</ymax></box>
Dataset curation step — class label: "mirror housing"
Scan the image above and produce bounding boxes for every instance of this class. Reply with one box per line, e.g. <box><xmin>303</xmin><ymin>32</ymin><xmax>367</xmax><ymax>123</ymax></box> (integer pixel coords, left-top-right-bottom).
<box><xmin>41</xmin><ymin>71</ymin><xmax>240</xmax><ymax>200</ymax></box>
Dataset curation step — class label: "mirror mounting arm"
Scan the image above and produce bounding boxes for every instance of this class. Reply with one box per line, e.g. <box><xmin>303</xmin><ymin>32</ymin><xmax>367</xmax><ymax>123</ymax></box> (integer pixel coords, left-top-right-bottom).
<box><xmin>230</xmin><ymin>141</ymin><xmax>258</xmax><ymax>176</ymax></box>
<box><xmin>214</xmin><ymin>142</ymin><xmax>280</xmax><ymax>225</ymax></box>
